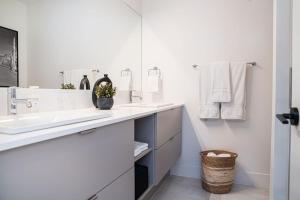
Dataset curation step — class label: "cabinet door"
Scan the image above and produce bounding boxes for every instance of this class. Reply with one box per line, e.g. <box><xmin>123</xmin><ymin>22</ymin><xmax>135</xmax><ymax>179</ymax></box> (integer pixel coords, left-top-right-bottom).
<box><xmin>0</xmin><ymin>120</ymin><xmax>134</xmax><ymax>200</ymax></box>
<box><xmin>155</xmin><ymin>133</ymin><xmax>182</xmax><ymax>185</ymax></box>
<box><xmin>97</xmin><ymin>169</ymin><xmax>134</xmax><ymax>200</ymax></box>
<box><xmin>155</xmin><ymin>108</ymin><xmax>182</xmax><ymax>149</ymax></box>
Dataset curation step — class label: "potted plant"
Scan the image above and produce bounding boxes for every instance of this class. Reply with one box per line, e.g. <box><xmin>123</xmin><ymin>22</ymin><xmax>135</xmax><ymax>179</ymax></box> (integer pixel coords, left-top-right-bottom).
<box><xmin>95</xmin><ymin>83</ymin><xmax>116</xmax><ymax>110</ymax></box>
<box><xmin>61</xmin><ymin>83</ymin><xmax>76</xmax><ymax>89</ymax></box>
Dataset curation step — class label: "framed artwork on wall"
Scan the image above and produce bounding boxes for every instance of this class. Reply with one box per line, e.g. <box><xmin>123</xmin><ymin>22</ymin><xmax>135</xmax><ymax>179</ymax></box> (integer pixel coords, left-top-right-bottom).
<box><xmin>0</xmin><ymin>26</ymin><xmax>18</xmax><ymax>87</ymax></box>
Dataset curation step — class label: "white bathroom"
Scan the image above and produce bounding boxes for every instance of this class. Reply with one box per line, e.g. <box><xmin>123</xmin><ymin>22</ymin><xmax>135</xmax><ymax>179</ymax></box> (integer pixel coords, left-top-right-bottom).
<box><xmin>0</xmin><ymin>0</ymin><xmax>298</xmax><ymax>199</ymax></box>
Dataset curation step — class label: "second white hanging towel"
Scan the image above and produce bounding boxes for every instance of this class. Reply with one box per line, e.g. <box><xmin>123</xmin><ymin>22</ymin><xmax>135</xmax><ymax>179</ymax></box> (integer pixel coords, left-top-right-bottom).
<box><xmin>221</xmin><ymin>62</ymin><xmax>247</xmax><ymax>120</ymax></box>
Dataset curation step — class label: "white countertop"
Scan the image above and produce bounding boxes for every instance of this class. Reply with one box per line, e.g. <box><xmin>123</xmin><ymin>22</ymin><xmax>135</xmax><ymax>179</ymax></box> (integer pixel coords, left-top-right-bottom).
<box><xmin>0</xmin><ymin>104</ymin><xmax>183</xmax><ymax>152</ymax></box>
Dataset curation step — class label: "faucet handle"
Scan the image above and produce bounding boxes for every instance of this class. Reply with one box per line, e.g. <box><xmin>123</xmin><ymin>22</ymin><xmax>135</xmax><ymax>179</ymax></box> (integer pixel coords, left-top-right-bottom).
<box><xmin>26</xmin><ymin>98</ymin><xmax>39</xmax><ymax>108</ymax></box>
<box><xmin>130</xmin><ymin>90</ymin><xmax>142</xmax><ymax>97</ymax></box>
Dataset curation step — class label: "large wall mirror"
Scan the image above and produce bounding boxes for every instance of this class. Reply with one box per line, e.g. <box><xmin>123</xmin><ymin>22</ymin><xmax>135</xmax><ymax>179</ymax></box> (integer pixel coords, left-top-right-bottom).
<box><xmin>0</xmin><ymin>0</ymin><xmax>142</xmax><ymax>92</ymax></box>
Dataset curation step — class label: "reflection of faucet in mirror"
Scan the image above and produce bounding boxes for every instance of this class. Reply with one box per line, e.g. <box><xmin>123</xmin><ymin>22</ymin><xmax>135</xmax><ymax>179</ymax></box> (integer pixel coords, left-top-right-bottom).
<box><xmin>120</xmin><ymin>68</ymin><xmax>142</xmax><ymax>103</ymax></box>
<box><xmin>130</xmin><ymin>90</ymin><xmax>143</xmax><ymax>103</ymax></box>
<box><xmin>8</xmin><ymin>87</ymin><xmax>39</xmax><ymax>115</ymax></box>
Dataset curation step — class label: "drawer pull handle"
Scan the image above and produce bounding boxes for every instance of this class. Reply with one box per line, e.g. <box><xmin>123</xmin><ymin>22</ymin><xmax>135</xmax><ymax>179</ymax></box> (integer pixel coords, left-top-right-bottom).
<box><xmin>79</xmin><ymin>128</ymin><xmax>97</xmax><ymax>135</ymax></box>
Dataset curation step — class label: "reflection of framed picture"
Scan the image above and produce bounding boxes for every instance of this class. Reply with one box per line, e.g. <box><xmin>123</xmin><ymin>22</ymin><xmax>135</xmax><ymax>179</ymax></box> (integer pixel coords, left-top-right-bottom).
<box><xmin>0</xmin><ymin>26</ymin><xmax>18</xmax><ymax>87</ymax></box>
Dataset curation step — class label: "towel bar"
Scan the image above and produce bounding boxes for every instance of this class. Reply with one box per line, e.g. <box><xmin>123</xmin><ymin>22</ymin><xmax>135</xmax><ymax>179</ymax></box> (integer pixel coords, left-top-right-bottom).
<box><xmin>192</xmin><ymin>62</ymin><xmax>257</xmax><ymax>69</ymax></box>
<box><xmin>59</xmin><ymin>69</ymin><xmax>100</xmax><ymax>76</ymax></box>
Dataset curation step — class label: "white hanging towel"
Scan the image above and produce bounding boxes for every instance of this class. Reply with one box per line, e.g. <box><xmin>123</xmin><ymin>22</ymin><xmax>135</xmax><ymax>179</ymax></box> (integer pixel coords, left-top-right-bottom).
<box><xmin>199</xmin><ymin>66</ymin><xmax>220</xmax><ymax>119</ymax></box>
<box><xmin>119</xmin><ymin>76</ymin><xmax>132</xmax><ymax>91</ymax></box>
<box><xmin>63</xmin><ymin>70</ymin><xmax>72</xmax><ymax>84</ymax></box>
<box><xmin>210</xmin><ymin>62</ymin><xmax>231</xmax><ymax>103</ymax></box>
<box><xmin>221</xmin><ymin>62</ymin><xmax>247</xmax><ymax>120</ymax></box>
<box><xmin>147</xmin><ymin>74</ymin><xmax>161</xmax><ymax>93</ymax></box>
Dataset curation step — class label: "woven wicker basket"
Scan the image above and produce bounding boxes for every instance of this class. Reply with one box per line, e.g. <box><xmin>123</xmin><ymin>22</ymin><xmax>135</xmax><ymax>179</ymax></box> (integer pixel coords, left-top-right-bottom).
<box><xmin>200</xmin><ymin>150</ymin><xmax>238</xmax><ymax>194</ymax></box>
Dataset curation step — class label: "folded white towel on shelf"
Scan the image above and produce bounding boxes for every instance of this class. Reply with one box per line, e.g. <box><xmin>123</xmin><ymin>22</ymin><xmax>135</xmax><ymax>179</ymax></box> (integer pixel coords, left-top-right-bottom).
<box><xmin>119</xmin><ymin>76</ymin><xmax>132</xmax><ymax>91</ymax></box>
<box><xmin>210</xmin><ymin>62</ymin><xmax>231</xmax><ymax>103</ymax></box>
<box><xmin>221</xmin><ymin>62</ymin><xmax>247</xmax><ymax>120</ymax></box>
<box><xmin>134</xmin><ymin>141</ymin><xmax>149</xmax><ymax>157</ymax></box>
<box><xmin>199</xmin><ymin>66</ymin><xmax>220</xmax><ymax>119</ymax></box>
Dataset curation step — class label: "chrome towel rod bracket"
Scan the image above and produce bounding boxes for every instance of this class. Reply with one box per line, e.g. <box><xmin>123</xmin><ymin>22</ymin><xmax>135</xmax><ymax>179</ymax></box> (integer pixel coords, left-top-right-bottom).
<box><xmin>246</xmin><ymin>62</ymin><xmax>257</xmax><ymax>66</ymax></box>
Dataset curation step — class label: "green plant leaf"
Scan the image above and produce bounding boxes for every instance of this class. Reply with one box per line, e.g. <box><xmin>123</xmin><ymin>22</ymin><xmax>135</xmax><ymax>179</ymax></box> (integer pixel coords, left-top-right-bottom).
<box><xmin>95</xmin><ymin>83</ymin><xmax>117</xmax><ymax>98</ymax></box>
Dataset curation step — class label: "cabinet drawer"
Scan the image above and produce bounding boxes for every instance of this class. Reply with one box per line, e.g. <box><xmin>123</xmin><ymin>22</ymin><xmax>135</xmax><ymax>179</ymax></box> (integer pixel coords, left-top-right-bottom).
<box><xmin>0</xmin><ymin>120</ymin><xmax>134</xmax><ymax>200</ymax></box>
<box><xmin>154</xmin><ymin>133</ymin><xmax>182</xmax><ymax>185</ymax></box>
<box><xmin>97</xmin><ymin>168</ymin><xmax>134</xmax><ymax>200</ymax></box>
<box><xmin>155</xmin><ymin>108</ymin><xmax>182</xmax><ymax>148</ymax></box>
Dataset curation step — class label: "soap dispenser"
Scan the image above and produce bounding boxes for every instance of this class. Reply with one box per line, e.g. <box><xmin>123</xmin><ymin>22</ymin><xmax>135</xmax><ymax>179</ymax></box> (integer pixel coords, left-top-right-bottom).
<box><xmin>80</xmin><ymin>75</ymin><xmax>91</xmax><ymax>90</ymax></box>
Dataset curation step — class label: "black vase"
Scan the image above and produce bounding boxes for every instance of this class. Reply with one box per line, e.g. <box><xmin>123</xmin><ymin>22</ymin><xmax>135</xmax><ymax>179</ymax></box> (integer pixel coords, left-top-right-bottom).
<box><xmin>92</xmin><ymin>74</ymin><xmax>112</xmax><ymax>108</ymax></box>
<box><xmin>80</xmin><ymin>75</ymin><xmax>90</xmax><ymax>90</ymax></box>
<box><xmin>97</xmin><ymin>98</ymin><xmax>114</xmax><ymax>110</ymax></box>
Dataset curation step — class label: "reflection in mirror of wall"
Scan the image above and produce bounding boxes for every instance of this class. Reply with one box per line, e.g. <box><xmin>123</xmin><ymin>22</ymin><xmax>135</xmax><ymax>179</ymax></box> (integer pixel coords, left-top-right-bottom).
<box><xmin>0</xmin><ymin>0</ymin><xmax>142</xmax><ymax>95</ymax></box>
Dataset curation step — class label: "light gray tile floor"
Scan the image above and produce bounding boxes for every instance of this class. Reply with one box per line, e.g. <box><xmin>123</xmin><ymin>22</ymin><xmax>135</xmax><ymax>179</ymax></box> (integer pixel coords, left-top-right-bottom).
<box><xmin>150</xmin><ymin>176</ymin><xmax>269</xmax><ymax>200</ymax></box>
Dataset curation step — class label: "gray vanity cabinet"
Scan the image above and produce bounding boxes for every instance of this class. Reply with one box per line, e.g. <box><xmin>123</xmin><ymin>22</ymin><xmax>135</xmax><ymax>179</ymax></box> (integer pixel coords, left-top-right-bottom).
<box><xmin>154</xmin><ymin>108</ymin><xmax>182</xmax><ymax>185</ymax></box>
<box><xmin>155</xmin><ymin>133</ymin><xmax>182</xmax><ymax>184</ymax></box>
<box><xmin>97</xmin><ymin>169</ymin><xmax>134</xmax><ymax>200</ymax></box>
<box><xmin>155</xmin><ymin>108</ymin><xmax>182</xmax><ymax>149</ymax></box>
<box><xmin>0</xmin><ymin>120</ymin><xmax>134</xmax><ymax>200</ymax></box>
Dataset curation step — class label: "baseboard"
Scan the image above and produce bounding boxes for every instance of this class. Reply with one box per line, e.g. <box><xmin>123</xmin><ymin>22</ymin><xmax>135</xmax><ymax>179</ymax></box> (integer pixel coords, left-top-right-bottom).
<box><xmin>170</xmin><ymin>163</ymin><xmax>270</xmax><ymax>189</ymax></box>
<box><xmin>170</xmin><ymin>163</ymin><xmax>201</xmax><ymax>179</ymax></box>
<box><xmin>235</xmin><ymin>171</ymin><xmax>270</xmax><ymax>189</ymax></box>
<box><xmin>139</xmin><ymin>172</ymin><xmax>171</xmax><ymax>200</ymax></box>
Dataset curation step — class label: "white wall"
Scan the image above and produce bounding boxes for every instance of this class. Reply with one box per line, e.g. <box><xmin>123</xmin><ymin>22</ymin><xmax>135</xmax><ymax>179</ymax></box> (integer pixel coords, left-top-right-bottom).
<box><xmin>27</xmin><ymin>0</ymin><xmax>142</xmax><ymax>94</ymax></box>
<box><xmin>142</xmin><ymin>0</ymin><xmax>273</xmax><ymax>188</ymax></box>
<box><xmin>123</xmin><ymin>0</ymin><xmax>142</xmax><ymax>15</ymax></box>
<box><xmin>271</xmin><ymin>0</ymin><xmax>292</xmax><ymax>199</ymax></box>
<box><xmin>0</xmin><ymin>0</ymin><xmax>28</xmax><ymax>87</ymax></box>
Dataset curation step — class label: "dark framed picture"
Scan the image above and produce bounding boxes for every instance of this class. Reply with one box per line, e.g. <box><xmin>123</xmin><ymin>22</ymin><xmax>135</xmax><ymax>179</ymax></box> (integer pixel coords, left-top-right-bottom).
<box><xmin>0</xmin><ymin>26</ymin><xmax>18</xmax><ymax>87</ymax></box>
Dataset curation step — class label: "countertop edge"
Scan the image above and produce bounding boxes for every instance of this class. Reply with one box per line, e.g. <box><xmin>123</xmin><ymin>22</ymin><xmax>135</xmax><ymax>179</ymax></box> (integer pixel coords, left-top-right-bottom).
<box><xmin>0</xmin><ymin>104</ymin><xmax>183</xmax><ymax>152</ymax></box>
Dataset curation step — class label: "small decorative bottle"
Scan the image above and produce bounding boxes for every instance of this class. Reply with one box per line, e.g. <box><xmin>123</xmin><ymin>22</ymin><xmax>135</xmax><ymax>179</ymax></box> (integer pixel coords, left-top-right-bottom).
<box><xmin>80</xmin><ymin>75</ymin><xmax>91</xmax><ymax>90</ymax></box>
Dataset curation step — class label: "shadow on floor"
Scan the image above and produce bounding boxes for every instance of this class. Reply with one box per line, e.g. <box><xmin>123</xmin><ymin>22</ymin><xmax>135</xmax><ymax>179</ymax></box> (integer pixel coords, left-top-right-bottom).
<box><xmin>150</xmin><ymin>176</ymin><xmax>269</xmax><ymax>200</ymax></box>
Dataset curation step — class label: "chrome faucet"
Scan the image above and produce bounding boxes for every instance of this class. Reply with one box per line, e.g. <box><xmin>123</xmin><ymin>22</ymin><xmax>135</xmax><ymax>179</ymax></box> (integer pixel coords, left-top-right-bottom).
<box><xmin>8</xmin><ymin>87</ymin><xmax>39</xmax><ymax>115</ymax></box>
<box><xmin>130</xmin><ymin>90</ymin><xmax>143</xmax><ymax>103</ymax></box>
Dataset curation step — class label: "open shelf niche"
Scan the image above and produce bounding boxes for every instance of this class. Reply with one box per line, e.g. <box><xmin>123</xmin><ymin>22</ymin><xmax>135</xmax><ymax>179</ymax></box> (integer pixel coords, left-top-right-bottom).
<box><xmin>134</xmin><ymin>114</ymin><xmax>156</xmax><ymax>199</ymax></box>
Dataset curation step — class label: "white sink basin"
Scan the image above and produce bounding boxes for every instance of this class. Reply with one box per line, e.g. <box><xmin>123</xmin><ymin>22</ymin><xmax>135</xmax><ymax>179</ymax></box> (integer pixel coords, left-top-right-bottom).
<box><xmin>0</xmin><ymin>109</ymin><xmax>112</xmax><ymax>135</ymax></box>
<box><xmin>119</xmin><ymin>102</ymin><xmax>173</xmax><ymax>108</ymax></box>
